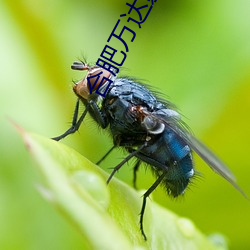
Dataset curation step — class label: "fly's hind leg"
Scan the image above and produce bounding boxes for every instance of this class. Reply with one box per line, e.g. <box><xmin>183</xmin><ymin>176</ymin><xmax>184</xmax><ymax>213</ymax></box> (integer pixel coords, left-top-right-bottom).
<box><xmin>140</xmin><ymin>172</ymin><xmax>166</xmax><ymax>240</ymax></box>
<box><xmin>133</xmin><ymin>160</ymin><xmax>141</xmax><ymax>189</ymax></box>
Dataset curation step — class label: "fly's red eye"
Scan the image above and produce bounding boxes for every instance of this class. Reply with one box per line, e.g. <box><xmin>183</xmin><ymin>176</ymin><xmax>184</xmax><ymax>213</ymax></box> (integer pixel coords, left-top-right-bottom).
<box><xmin>72</xmin><ymin>62</ymin><xmax>112</xmax><ymax>99</ymax></box>
<box><xmin>87</xmin><ymin>67</ymin><xmax>111</xmax><ymax>91</ymax></box>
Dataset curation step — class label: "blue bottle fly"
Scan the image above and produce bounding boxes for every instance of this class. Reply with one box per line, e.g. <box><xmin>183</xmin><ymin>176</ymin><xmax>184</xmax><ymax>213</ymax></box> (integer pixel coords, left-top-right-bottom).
<box><xmin>52</xmin><ymin>61</ymin><xmax>246</xmax><ymax>240</ymax></box>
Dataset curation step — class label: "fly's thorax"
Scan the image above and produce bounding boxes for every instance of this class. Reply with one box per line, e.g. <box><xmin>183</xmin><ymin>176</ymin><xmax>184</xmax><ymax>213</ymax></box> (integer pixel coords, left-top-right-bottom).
<box><xmin>72</xmin><ymin>62</ymin><xmax>112</xmax><ymax>100</ymax></box>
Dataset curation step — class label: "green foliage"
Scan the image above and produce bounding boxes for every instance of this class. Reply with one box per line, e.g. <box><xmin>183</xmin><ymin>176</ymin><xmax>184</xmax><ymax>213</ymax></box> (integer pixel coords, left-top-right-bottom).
<box><xmin>20</xmin><ymin>129</ymin><xmax>225</xmax><ymax>250</ymax></box>
<box><xmin>1</xmin><ymin>0</ymin><xmax>250</xmax><ymax>249</ymax></box>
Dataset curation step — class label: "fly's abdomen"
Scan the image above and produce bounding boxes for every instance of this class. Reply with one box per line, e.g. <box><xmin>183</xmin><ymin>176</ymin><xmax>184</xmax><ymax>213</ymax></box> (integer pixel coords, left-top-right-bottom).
<box><xmin>137</xmin><ymin>128</ymin><xmax>194</xmax><ymax>197</ymax></box>
<box><xmin>164</xmin><ymin>153</ymin><xmax>193</xmax><ymax>197</ymax></box>
<box><xmin>163</xmin><ymin>129</ymin><xmax>194</xmax><ymax>196</ymax></box>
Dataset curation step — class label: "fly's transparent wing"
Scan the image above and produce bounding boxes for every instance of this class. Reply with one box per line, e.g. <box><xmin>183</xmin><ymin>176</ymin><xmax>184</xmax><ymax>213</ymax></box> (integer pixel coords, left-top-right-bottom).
<box><xmin>185</xmin><ymin>133</ymin><xmax>236</xmax><ymax>180</ymax></box>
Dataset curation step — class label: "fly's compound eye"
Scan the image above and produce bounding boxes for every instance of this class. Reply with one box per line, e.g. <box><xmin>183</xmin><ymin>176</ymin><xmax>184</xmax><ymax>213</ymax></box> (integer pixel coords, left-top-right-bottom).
<box><xmin>87</xmin><ymin>67</ymin><xmax>111</xmax><ymax>92</ymax></box>
<box><xmin>142</xmin><ymin>116</ymin><xmax>165</xmax><ymax>134</ymax></box>
<box><xmin>72</xmin><ymin>62</ymin><xmax>111</xmax><ymax>100</ymax></box>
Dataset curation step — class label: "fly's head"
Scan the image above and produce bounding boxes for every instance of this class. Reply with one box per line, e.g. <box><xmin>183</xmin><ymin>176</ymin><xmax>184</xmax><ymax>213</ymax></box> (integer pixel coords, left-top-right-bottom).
<box><xmin>71</xmin><ymin>61</ymin><xmax>111</xmax><ymax>100</ymax></box>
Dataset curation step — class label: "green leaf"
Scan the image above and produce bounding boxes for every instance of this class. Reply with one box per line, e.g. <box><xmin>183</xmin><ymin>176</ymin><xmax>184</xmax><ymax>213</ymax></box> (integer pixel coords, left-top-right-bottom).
<box><xmin>19</xmin><ymin>128</ymin><xmax>226</xmax><ymax>250</ymax></box>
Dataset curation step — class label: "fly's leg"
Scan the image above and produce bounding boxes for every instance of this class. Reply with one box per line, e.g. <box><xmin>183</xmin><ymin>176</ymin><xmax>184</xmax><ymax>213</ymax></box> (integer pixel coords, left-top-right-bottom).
<box><xmin>96</xmin><ymin>145</ymin><xmax>116</xmax><ymax>165</ymax></box>
<box><xmin>133</xmin><ymin>160</ymin><xmax>141</xmax><ymax>189</ymax></box>
<box><xmin>88</xmin><ymin>100</ymin><xmax>107</xmax><ymax>129</ymax></box>
<box><xmin>52</xmin><ymin>99</ymin><xmax>108</xmax><ymax>141</ymax></box>
<box><xmin>107</xmin><ymin>143</ymin><xmax>146</xmax><ymax>184</ymax></box>
<box><xmin>52</xmin><ymin>99</ymin><xmax>88</xmax><ymax>141</ymax></box>
<box><xmin>140</xmin><ymin>172</ymin><xmax>166</xmax><ymax>240</ymax></box>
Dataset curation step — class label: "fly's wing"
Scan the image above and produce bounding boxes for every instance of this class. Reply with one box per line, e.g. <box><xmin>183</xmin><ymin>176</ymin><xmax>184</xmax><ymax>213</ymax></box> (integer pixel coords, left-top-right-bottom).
<box><xmin>150</xmin><ymin>109</ymin><xmax>247</xmax><ymax>198</ymax></box>
<box><xmin>181</xmin><ymin>131</ymin><xmax>248</xmax><ymax>198</ymax></box>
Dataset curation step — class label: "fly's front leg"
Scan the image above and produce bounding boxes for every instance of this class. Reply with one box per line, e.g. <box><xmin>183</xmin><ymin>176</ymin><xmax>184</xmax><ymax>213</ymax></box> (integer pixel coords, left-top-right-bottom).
<box><xmin>89</xmin><ymin>100</ymin><xmax>107</xmax><ymax>129</ymax></box>
<box><xmin>52</xmin><ymin>99</ymin><xmax>108</xmax><ymax>141</ymax></box>
<box><xmin>52</xmin><ymin>99</ymin><xmax>88</xmax><ymax>141</ymax></box>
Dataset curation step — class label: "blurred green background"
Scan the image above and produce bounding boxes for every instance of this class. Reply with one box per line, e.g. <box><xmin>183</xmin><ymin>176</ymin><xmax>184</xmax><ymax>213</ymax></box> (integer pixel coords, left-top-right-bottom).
<box><xmin>1</xmin><ymin>0</ymin><xmax>250</xmax><ymax>249</ymax></box>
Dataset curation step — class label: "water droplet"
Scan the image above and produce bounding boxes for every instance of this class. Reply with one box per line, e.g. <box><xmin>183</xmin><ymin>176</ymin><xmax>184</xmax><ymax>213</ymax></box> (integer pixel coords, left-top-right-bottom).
<box><xmin>177</xmin><ymin>217</ymin><xmax>196</xmax><ymax>238</ymax></box>
<box><xmin>71</xmin><ymin>170</ymin><xmax>110</xmax><ymax>209</ymax></box>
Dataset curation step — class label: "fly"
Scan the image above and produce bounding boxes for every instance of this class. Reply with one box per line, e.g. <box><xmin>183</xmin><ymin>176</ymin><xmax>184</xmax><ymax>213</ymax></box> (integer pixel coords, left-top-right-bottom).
<box><xmin>52</xmin><ymin>60</ymin><xmax>247</xmax><ymax>240</ymax></box>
